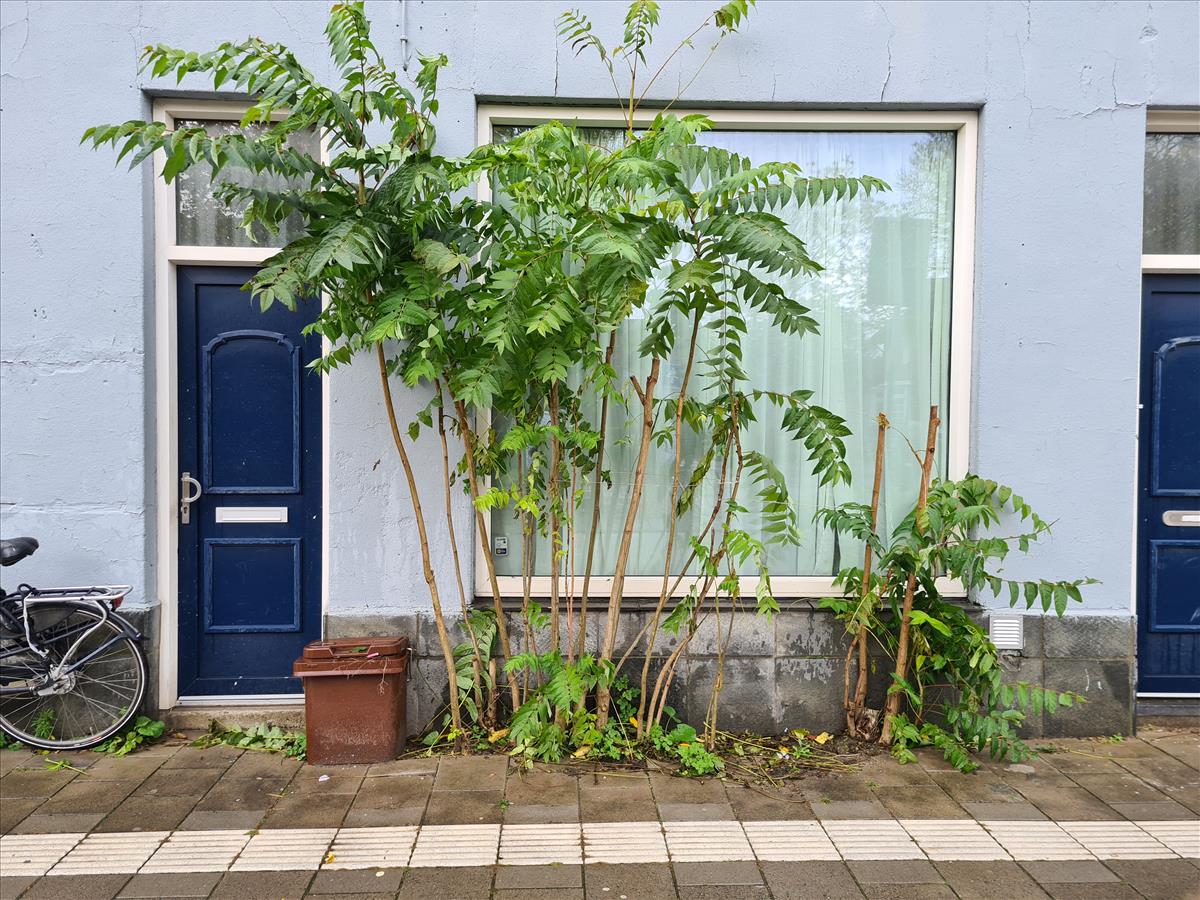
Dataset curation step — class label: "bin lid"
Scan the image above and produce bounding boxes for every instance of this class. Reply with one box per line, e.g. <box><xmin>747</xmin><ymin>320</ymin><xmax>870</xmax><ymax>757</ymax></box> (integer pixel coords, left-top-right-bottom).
<box><xmin>301</xmin><ymin>636</ymin><xmax>409</xmax><ymax>661</ymax></box>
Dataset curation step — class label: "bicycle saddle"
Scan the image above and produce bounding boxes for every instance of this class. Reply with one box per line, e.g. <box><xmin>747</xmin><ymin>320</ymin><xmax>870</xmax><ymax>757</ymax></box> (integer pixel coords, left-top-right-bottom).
<box><xmin>1</xmin><ymin>537</ymin><xmax>38</xmax><ymax>566</ymax></box>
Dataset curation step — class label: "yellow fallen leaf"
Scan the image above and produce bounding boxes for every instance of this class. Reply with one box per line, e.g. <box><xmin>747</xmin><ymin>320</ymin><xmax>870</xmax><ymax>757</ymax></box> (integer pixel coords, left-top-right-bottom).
<box><xmin>812</xmin><ymin>731</ymin><xmax>832</xmax><ymax>745</ymax></box>
<box><xmin>487</xmin><ymin>728</ymin><xmax>509</xmax><ymax>744</ymax></box>
<box><xmin>572</xmin><ymin>745</ymin><xmax>591</xmax><ymax>758</ymax></box>
<box><xmin>629</xmin><ymin>716</ymin><xmax>638</xmax><ymax>727</ymax></box>
<box><xmin>324</xmin><ymin>852</ymin><xmax>335</xmax><ymax>864</ymax></box>
<box><xmin>678</xmin><ymin>742</ymin><xmax>690</xmax><ymax>748</ymax></box>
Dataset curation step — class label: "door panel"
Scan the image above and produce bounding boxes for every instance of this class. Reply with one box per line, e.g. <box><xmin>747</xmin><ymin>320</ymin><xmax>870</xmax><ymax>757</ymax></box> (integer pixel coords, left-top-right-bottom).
<box><xmin>1137</xmin><ymin>274</ymin><xmax>1200</xmax><ymax>694</ymax></box>
<box><xmin>178</xmin><ymin>267</ymin><xmax>322</xmax><ymax>696</ymax></box>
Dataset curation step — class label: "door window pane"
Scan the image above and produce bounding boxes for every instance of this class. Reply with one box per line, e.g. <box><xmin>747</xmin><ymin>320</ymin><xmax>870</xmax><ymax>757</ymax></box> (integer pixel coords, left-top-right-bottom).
<box><xmin>489</xmin><ymin>127</ymin><xmax>956</xmax><ymax>578</ymax></box>
<box><xmin>175</xmin><ymin>119</ymin><xmax>319</xmax><ymax>247</ymax></box>
<box><xmin>1144</xmin><ymin>133</ymin><xmax>1200</xmax><ymax>255</ymax></box>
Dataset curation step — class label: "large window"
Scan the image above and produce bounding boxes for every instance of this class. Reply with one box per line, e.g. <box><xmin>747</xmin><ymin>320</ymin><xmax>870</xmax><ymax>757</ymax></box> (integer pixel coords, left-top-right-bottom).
<box><xmin>477</xmin><ymin>109</ymin><xmax>976</xmax><ymax>597</ymax></box>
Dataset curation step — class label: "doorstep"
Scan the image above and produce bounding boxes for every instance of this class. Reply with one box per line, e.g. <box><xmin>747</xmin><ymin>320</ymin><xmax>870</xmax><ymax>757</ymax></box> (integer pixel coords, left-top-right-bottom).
<box><xmin>162</xmin><ymin>704</ymin><xmax>305</xmax><ymax>731</ymax></box>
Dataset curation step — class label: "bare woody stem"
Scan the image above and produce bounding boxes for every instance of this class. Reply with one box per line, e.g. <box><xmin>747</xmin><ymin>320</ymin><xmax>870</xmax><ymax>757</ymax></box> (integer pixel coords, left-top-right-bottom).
<box><xmin>595</xmin><ymin>357</ymin><xmax>661</xmax><ymax>728</ymax></box>
<box><xmin>453</xmin><ymin>399</ymin><xmax>521</xmax><ymax>711</ymax></box>
<box><xmin>436</xmin><ymin>379</ymin><xmax>487</xmax><ymax>728</ymax></box>
<box><xmin>547</xmin><ymin>383</ymin><xmax>563</xmax><ymax>654</ymax></box>
<box><xmin>881</xmin><ymin>405</ymin><xmax>940</xmax><ymax>745</ymax></box>
<box><xmin>847</xmin><ymin>413</ymin><xmax>889</xmax><ymax>727</ymax></box>
<box><xmin>376</xmin><ymin>345</ymin><xmax>462</xmax><ymax>750</ymax></box>
<box><xmin>637</xmin><ymin>307</ymin><xmax>702</xmax><ymax>736</ymax></box>
<box><xmin>576</xmin><ymin>332</ymin><xmax>618</xmax><ymax>661</ymax></box>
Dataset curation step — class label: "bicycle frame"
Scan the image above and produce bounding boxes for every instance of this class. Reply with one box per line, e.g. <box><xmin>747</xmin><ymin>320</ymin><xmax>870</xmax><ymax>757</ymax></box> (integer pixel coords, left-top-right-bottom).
<box><xmin>0</xmin><ymin>589</ymin><xmax>142</xmax><ymax>696</ymax></box>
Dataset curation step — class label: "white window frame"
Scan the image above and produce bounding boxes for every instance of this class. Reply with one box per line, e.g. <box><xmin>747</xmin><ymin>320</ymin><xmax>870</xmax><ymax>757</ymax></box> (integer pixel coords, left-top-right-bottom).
<box><xmin>151</xmin><ymin>99</ymin><xmax>329</xmax><ymax>709</ymax></box>
<box><xmin>1142</xmin><ymin>110</ymin><xmax>1200</xmax><ymax>273</ymax></box>
<box><xmin>472</xmin><ymin>105</ymin><xmax>979</xmax><ymax>600</ymax></box>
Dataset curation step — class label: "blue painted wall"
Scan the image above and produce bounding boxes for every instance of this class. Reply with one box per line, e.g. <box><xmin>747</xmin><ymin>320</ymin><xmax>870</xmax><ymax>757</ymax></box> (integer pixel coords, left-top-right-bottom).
<box><xmin>1</xmin><ymin>1</ymin><xmax>1197</xmax><ymax>630</ymax></box>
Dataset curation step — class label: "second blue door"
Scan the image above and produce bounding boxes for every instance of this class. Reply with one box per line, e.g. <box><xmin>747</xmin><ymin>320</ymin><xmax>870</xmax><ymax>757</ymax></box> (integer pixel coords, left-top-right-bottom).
<box><xmin>1137</xmin><ymin>274</ymin><xmax>1200</xmax><ymax>695</ymax></box>
<box><xmin>177</xmin><ymin>267</ymin><xmax>322</xmax><ymax>696</ymax></box>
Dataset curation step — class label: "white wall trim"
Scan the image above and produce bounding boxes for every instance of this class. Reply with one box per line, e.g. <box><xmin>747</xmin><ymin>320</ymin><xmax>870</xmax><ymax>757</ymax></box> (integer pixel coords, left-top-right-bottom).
<box><xmin>151</xmin><ymin>100</ymin><xmax>329</xmax><ymax>710</ymax></box>
<box><xmin>472</xmin><ymin>105</ymin><xmax>979</xmax><ymax>600</ymax></box>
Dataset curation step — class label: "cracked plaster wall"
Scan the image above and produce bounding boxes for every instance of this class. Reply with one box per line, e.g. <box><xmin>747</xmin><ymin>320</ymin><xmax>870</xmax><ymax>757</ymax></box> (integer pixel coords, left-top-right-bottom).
<box><xmin>1</xmin><ymin>2</ymin><xmax>1196</xmax><ymax>624</ymax></box>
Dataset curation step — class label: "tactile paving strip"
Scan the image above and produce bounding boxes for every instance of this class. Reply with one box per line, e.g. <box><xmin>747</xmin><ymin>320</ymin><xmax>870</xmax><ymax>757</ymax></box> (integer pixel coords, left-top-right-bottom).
<box><xmin>981</xmin><ymin>821</ymin><xmax>1094</xmax><ymax>860</ymax></box>
<box><xmin>141</xmin><ymin>830</ymin><xmax>252</xmax><ymax>874</ymax></box>
<box><xmin>1138</xmin><ymin>821</ymin><xmax>1200</xmax><ymax>858</ymax></box>
<box><xmin>663</xmin><ymin>820</ymin><xmax>754</xmax><ymax>862</ymax></box>
<box><xmin>498</xmin><ymin>823</ymin><xmax>583</xmax><ymax>865</ymax></box>
<box><xmin>742</xmin><ymin>820</ymin><xmax>840</xmax><ymax>861</ymax></box>
<box><xmin>900</xmin><ymin>819</ymin><xmax>1010</xmax><ymax>860</ymax></box>
<box><xmin>821</xmin><ymin>819</ymin><xmax>925</xmax><ymax>860</ymax></box>
<box><xmin>51</xmin><ymin>832</ymin><xmax>169</xmax><ymax>875</ymax></box>
<box><xmin>322</xmin><ymin>826</ymin><xmax>418</xmax><ymax>869</ymax></box>
<box><xmin>230</xmin><ymin>828</ymin><xmax>337</xmax><ymax>871</ymax></box>
<box><xmin>408</xmin><ymin>824</ymin><xmax>500</xmax><ymax>868</ymax></box>
<box><xmin>1060</xmin><ymin>821</ymin><xmax>1177</xmax><ymax>859</ymax></box>
<box><xmin>3</xmin><ymin>817</ymin><xmax>1196</xmax><ymax>877</ymax></box>
<box><xmin>0</xmin><ymin>833</ymin><xmax>84</xmax><ymax>877</ymax></box>
<box><xmin>583</xmin><ymin>821</ymin><xmax>668</xmax><ymax>863</ymax></box>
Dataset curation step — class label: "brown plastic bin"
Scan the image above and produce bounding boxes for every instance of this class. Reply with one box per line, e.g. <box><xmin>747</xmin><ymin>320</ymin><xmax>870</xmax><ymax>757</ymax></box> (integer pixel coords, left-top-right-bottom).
<box><xmin>293</xmin><ymin>636</ymin><xmax>409</xmax><ymax>765</ymax></box>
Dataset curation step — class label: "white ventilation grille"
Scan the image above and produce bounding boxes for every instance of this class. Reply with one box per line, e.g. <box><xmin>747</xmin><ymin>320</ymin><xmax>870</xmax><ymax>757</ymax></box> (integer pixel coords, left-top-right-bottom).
<box><xmin>989</xmin><ymin>614</ymin><xmax>1024</xmax><ymax>651</ymax></box>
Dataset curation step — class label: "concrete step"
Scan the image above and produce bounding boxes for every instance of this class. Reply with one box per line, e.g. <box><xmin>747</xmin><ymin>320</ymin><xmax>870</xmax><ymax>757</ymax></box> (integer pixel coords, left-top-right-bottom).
<box><xmin>162</xmin><ymin>704</ymin><xmax>305</xmax><ymax>731</ymax></box>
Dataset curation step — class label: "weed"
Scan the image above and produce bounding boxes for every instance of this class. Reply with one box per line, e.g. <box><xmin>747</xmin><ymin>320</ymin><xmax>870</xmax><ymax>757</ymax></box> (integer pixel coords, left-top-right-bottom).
<box><xmin>93</xmin><ymin>716</ymin><xmax>166</xmax><ymax>757</ymax></box>
<box><xmin>194</xmin><ymin>721</ymin><xmax>307</xmax><ymax>759</ymax></box>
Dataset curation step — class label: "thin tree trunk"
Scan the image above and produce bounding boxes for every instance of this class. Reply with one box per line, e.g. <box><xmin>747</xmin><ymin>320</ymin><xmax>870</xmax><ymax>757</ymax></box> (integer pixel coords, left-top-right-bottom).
<box><xmin>595</xmin><ymin>358</ymin><xmax>660</xmax><ymax>728</ymax></box>
<box><xmin>637</xmin><ymin>310</ymin><xmax>702</xmax><ymax>730</ymax></box>
<box><xmin>649</xmin><ymin>401</ymin><xmax>744</xmax><ymax>731</ymax></box>
<box><xmin>453</xmin><ymin>399</ymin><xmax>521</xmax><ymax>711</ymax></box>
<box><xmin>518</xmin><ymin>451</ymin><xmax>535</xmax><ymax>695</ymax></box>
<box><xmin>576</xmin><ymin>332</ymin><xmax>617</xmax><ymax>661</ymax></box>
<box><xmin>377</xmin><ymin>346</ymin><xmax>463</xmax><ymax>750</ymax></box>
<box><xmin>437</xmin><ymin>380</ymin><xmax>487</xmax><ymax>733</ymax></box>
<box><xmin>547</xmin><ymin>384</ymin><xmax>563</xmax><ymax>655</ymax></box>
<box><xmin>881</xmin><ymin>405</ymin><xmax>939</xmax><ymax>745</ymax></box>
<box><xmin>847</xmin><ymin>412</ymin><xmax>889</xmax><ymax>740</ymax></box>
<box><xmin>565</xmin><ymin>462</ymin><xmax>578</xmax><ymax>665</ymax></box>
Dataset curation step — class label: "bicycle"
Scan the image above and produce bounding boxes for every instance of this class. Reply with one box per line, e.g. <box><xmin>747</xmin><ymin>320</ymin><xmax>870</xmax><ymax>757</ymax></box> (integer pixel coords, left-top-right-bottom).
<box><xmin>0</xmin><ymin>537</ymin><xmax>148</xmax><ymax>750</ymax></box>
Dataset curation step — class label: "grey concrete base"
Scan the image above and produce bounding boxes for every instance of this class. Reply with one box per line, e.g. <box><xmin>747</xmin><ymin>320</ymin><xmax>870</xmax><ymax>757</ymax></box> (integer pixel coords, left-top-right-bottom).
<box><xmin>131</xmin><ymin>603</ymin><xmax>1135</xmax><ymax>740</ymax></box>
<box><xmin>324</xmin><ymin>607</ymin><xmax>1138</xmax><ymax>740</ymax></box>
<box><xmin>162</xmin><ymin>705</ymin><xmax>305</xmax><ymax>731</ymax></box>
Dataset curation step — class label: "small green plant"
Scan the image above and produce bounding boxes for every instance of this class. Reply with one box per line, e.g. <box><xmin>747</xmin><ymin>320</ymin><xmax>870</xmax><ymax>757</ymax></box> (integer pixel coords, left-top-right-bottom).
<box><xmin>31</xmin><ymin>708</ymin><xmax>56</xmax><ymax>741</ymax></box>
<box><xmin>503</xmin><ymin>650</ymin><xmax>615</xmax><ymax>764</ymax></box>
<box><xmin>194</xmin><ymin>721</ymin><xmax>307</xmax><ymax>759</ymax></box>
<box><xmin>649</xmin><ymin>722</ymin><xmax>724</xmax><ymax>777</ymax></box>
<box><xmin>0</xmin><ymin>729</ymin><xmax>22</xmax><ymax>751</ymax></box>
<box><xmin>93</xmin><ymin>716</ymin><xmax>166</xmax><ymax>757</ymax></box>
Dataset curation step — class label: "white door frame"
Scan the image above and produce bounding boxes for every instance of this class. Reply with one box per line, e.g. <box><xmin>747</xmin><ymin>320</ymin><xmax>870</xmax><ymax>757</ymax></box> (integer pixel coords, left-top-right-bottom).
<box><xmin>151</xmin><ymin>100</ymin><xmax>329</xmax><ymax>709</ymax></box>
<box><xmin>1133</xmin><ymin>109</ymin><xmax>1200</xmax><ymax>698</ymax></box>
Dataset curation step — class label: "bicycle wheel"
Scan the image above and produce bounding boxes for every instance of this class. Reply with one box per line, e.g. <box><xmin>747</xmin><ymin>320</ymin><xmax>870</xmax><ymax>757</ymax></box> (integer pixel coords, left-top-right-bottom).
<box><xmin>0</xmin><ymin>602</ymin><xmax>147</xmax><ymax>750</ymax></box>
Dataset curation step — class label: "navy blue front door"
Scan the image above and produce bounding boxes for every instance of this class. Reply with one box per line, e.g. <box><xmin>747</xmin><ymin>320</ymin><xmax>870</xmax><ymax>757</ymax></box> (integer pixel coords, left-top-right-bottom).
<box><xmin>1137</xmin><ymin>274</ymin><xmax>1200</xmax><ymax>695</ymax></box>
<box><xmin>177</xmin><ymin>267</ymin><xmax>322</xmax><ymax>696</ymax></box>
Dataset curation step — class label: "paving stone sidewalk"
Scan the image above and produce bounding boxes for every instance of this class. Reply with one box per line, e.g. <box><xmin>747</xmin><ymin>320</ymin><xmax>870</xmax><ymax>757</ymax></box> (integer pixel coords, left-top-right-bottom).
<box><xmin>0</xmin><ymin>723</ymin><xmax>1196</xmax><ymax>899</ymax></box>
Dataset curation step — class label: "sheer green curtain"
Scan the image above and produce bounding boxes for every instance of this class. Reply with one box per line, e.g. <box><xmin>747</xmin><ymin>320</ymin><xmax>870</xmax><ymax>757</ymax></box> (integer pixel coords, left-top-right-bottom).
<box><xmin>492</xmin><ymin>128</ymin><xmax>955</xmax><ymax>578</ymax></box>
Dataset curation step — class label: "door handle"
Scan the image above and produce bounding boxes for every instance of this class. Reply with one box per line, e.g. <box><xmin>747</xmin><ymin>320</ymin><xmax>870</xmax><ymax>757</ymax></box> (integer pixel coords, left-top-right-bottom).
<box><xmin>180</xmin><ymin>472</ymin><xmax>202</xmax><ymax>525</ymax></box>
<box><xmin>1162</xmin><ymin>510</ymin><xmax>1200</xmax><ymax>527</ymax></box>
